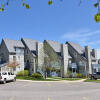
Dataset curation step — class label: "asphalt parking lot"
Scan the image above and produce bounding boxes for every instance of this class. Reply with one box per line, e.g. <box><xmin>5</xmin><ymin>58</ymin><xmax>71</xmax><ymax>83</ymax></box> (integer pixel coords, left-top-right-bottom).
<box><xmin>0</xmin><ymin>80</ymin><xmax>100</xmax><ymax>100</ymax></box>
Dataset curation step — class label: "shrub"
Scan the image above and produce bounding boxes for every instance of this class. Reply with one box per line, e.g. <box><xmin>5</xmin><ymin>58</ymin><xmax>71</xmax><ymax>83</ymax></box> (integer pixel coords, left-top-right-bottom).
<box><xmin>17</xmin><ymin>70</ymin><xmax>29</xmax><ymax>76</ymax></box>
<box><xmin>74</xmin><ymin>73</ymin><xmax>83</xmax><ymax>78</ymax></box>
<box><xmin>66</xmin><ymin>70</ymin><xmax>72</xmax><ymax>78</ymax></box>
<box><xmin>31</xmin><ymin>73</ymin><xmax>43</xmax><ymax>79</ymax></box>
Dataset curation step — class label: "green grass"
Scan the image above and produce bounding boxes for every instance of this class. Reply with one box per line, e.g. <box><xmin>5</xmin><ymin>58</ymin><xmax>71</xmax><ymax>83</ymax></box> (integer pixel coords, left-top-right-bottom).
<box><xmin>84</xmin><ymin>79</ymin><xmax>100</xmax><ymax>82</ymax></box>
<box><xmin>61</xmin><ymin>78</ymin><xmax>82</xmax><ymax>81</ymax></box>
<box><xmin>47</xmin><ymin>77</ymin><xmax>82</xmax><ymax>81</ymax></box>
<box><xmin>16</xmin><ymin>76</ymin><xmax>59</xmax><ymax>81</ymax></box>
<box><xmin>17</xmin><ymin>76</ymin><xmax>83</xmax><ymax>81</ymax></box>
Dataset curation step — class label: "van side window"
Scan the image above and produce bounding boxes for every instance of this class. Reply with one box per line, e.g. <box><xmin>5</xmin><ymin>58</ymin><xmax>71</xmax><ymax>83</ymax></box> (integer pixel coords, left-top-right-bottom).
<box><xmin>2</xmin><ymin>72</ymin><xmax>7</xmax><ymax>75</ymax></box>
<box><xmin>11</xmin><ymin>73</ymin><xmax>14</xmax><ymax>75</ymax></box>
<box><xmin>5</xmin><ymin>72</ymin><xmax>7</xmax><ymax>75</ymax></box>
<box><xmin>8</xmin><ymin>72</ymin><xmax>11</xmax><ymax>75</ymax></box>
<box><xmin>2</xmin><ymin>73</ymin><xmax>4</xmax><ymax>75</ymax></box>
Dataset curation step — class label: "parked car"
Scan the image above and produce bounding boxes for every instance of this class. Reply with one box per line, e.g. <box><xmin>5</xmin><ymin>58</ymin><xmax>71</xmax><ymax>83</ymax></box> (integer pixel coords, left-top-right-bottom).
<box><xmin>89</xmin><ymin>72</ymin><xmax>100</xmax><ymax>80</ymax></box>
<box><xmin>0</xmin><ymin>72</ymin><xmax>16</xmax><ymax>84</ymax></box>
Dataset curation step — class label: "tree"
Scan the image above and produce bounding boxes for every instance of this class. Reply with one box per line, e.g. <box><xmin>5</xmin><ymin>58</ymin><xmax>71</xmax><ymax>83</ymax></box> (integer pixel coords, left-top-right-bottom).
<box><xmin>0</xmin><ymin>0</ymin><xmax>30</xmax><ymax>12</ymax></box>
<box><xmin>94</xmin><ymin>0</ymin><xmax>100</xmax><ymax>22</ymax></box>
<box><xmin>48</xmin><ymin>0</ymin><xmax>100</xmax><ymax>22</ymax></box>
<box><xmin>43</xmin><ymin>41</ymin><xmax>62</xmax><ymax>79</ymax></box>
<box><xmin>1</xmin><ymin>0</ymin><xmax>100</xmax><ymax>22</ymax></box>
<box><xmin>6</xmin><ymin>61</ymin><xmax>19</xmax><ymax>71</ymax></box>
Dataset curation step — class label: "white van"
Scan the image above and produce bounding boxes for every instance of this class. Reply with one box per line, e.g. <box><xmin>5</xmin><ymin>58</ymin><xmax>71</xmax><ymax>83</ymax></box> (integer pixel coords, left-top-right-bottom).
<box><xmin>0</xmin><ymin>72</ymin><xmax>16</xmax><ymax>84</ymax></box>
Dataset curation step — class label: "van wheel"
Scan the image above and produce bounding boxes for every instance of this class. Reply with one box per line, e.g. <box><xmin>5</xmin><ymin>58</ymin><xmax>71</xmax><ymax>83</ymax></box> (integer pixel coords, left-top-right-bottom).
<box><xmin>13</xmin><ymin>77</ymin><xmax>16</xmax><ymax>82</ymax></box>
<box><xmin>95</xmin><ymin>78</ymin><xmax>97</xmax><ymax>80</ymax></box>
<box><xmin>3</xmin><ymin>79</ymin><xmax>6</xmax><ymax>84</ymax></box>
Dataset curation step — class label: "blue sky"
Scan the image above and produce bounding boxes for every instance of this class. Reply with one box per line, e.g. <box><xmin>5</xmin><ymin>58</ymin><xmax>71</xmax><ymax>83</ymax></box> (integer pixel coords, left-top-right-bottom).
<box><xmin>0</xmin><ymin>0</ymin><xmax>100</xmax><ymax>58</ymax></box>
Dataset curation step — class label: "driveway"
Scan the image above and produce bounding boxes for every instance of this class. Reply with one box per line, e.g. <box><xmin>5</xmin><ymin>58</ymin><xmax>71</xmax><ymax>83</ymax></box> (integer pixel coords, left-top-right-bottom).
<box><xmin>0</xmin><ymin>80</ymin><xmax>100</xmax><ymax>100</ymax></box>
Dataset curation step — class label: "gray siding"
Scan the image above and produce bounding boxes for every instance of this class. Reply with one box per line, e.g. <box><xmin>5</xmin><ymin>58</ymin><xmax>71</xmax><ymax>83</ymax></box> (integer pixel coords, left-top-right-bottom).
<box><xmin>0</xmin><ymin>40</ymin><xmax>9</xmax><ymax>63</ymax></box>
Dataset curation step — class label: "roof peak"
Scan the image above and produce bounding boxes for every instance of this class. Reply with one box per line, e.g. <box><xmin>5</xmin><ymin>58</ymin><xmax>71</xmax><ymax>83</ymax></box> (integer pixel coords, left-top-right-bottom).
<box><xmin>2</xmin><ymin>38</ymin><xmax>24</xmax><ymax>53</ymax></box>
<box><xmin>45</xmin><ymin>40</ymin><xmax>61</xmax><ymax>44</ymax></box>
<box><xmin>21</xmin><ymin>38</ymin><xmax>40</xmax><ymax>42</ymax></box>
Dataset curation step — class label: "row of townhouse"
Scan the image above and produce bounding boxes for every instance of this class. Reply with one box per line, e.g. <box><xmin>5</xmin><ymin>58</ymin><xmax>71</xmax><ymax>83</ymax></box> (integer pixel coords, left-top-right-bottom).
<box><xmin>0</xmin><ymin>38</ymin><xmax>99</xmax><ymax>77</ymax></box>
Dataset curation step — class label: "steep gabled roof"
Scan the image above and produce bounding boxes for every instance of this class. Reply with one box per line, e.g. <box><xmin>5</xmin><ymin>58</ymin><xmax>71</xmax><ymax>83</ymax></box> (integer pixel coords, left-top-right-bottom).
<box><xmin>45</xmin><ymin>40</ymin><xmax>61</xmax><ymax>53</ymax></box>
<box><xmin>3</xmin><ymin>38</ymin><xmax>24</xmax><ymax>53</ymax></box>
<box><xmin>21</xmin><ymin>38</ymin><xmax>40</xmax><ymax>51</ymax></box>
<box><xmin>67</xmin><ymin>42</ymin><xmax>85</xmax><ymax>54</ymax></box>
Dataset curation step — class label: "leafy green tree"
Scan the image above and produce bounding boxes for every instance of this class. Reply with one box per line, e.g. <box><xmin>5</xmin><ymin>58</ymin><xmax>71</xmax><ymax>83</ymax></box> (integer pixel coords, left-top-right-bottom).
<box><xmin>0</xmin><ymin>0</ymin><xmax>30</xmax><ymax>11</ymax></box>
<box><xmin>1</xmin><ymin>0</ymin><xmax>100</xmax><ymax>22</ymax></box>
<box><xmin>94</xmin><ymin>0</ymin><xmax>100</xmax><ymax>22</ymax></box>
<box><xmin>43</xmin><ymin>42</ymin><xmax>62</xmax><ymax>79</ymax></box>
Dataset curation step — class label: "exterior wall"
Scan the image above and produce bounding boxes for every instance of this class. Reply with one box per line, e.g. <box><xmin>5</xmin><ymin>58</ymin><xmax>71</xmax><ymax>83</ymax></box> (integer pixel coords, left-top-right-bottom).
<box><xmin>0</xmin><ymin>38</ymin><xmax>99</xmax><ymax>76</ymax></box>
<box><xmin>68</xmin><ymin>44</ymin><xmax>85</xmax><ymax>63</ymax></box>
<box><xmin>0</xmin><ymin>66</ymin><xmax>13</xmax><ymax>73</ymax></box>
<box><xmin>24</xmin><ymin>48</ymin><xmax>36</xmax><ymax>74</ymax></box>
<box><xmin>92</xmin><ymin>60</ymin><xmax>98</xmax><ymax>64</ymax></box>
<box><xmin>0</xmin><ymin>40</ymin><xmax>9</xmax><ymax>63</ymax></box>
<box><xmin>85</xmin><ymin>46</ymin><xmax>92</xmax><ymax>74</ymax></box>
<box><xmin>91</xmin><ymin>49</ymin><xmax>98</xmax><ymax>64</ymax></box>
<box><xmin>44</xmin><ymin>41</ymin><xmax>61</xmax><ymax>76</ymax></box>
<box><xmin>67</xmin><ymin>44</ymin><xmax>86</xmax><ymax>74</ymax></box>
<box><xmin>37</xmin><ymin>42</ymin><xmax>44</xmax><ymax>71</ymax></box>
<box><xmin>92</xmin><ymin>49</ymin><xmax>97</xmax><ymax>59</ymax></box>
<box><xmin>61</xmin><ymin>44</ymin><xmax>69</xmax><ymax>77</ymax></box>
<box><xmin>9</xmin><ymin>51</ymin><xmax>24</xmax><ymax>73</ymax></box>
<box><xmin>0</xmin><ymin>40</ymin><xmax>24</xmax><ymax>74</ymax></box>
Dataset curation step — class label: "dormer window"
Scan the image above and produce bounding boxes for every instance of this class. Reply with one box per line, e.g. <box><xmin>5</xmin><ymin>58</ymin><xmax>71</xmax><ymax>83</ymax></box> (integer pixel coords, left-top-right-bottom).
<box><xmin>14</xmin><ymin>47</ymin><xmax>24</xmax><ymax>54</ymax></box>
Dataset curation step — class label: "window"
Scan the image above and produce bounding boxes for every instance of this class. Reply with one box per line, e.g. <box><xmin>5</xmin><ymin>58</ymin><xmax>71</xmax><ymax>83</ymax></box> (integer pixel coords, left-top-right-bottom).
<box><xmin>13</xmin><ymin>56</ymin><xmax>16</xmax><ymax>61</ymax></box>
<box><xmin>15</xmin><ymin>48</ymin><xmax>24</xmax><ymax>54</ymax></box>
<box><xmin>2</xmin><ymin>72</ymin><xmax>7</xmax><ymax>75</ymax></box>
<box><xmin>11</xmin><ymin>73</ymin><xmax>14</xmax><ymax>75</ymax></box>
<box><xmin>8</xmin><ymin>72</ymin><xmax>11</xmax><ymax>75</ymax></box>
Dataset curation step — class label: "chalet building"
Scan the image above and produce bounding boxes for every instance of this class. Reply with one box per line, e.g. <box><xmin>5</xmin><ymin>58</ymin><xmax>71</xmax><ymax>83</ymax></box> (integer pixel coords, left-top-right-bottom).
<box><xmin>43</xmin><ymin>40</ymin><xmax>69</xmax><ymax>77</ymax></box>
<box><xmin>21</xmin><ymin>38</ymin><xmax>44</xmax><ymax>75</ymax></box>
<box><xmin>0</xmin><ymin>38</ymin><xmax>99</xmax><ymax>77</ymax></box>
<box><xmin>66</xmin><ymin>42</ymin><xmax>98</xmax><ymax>76</ymax></box>
<box><xmin>43</xmin><ymin>40</ymin><xmax>98</xmax><ymax>77</ymax></box>
<box><xmin>0</xmin><ymin>39</ymin><xmax>24</xmax><ymax>73</ymax></box>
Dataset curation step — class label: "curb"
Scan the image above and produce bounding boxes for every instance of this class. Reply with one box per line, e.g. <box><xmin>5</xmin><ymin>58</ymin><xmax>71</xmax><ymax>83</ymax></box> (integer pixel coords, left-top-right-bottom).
<box><xmin>16</xmin><ymin>79</ymin><xmax>61</xmax><ymax>83</ymax></box>
<box><xmin>17</xmin><ymin>79</ymin><xmax>86</xmax><ymax>83</ymax></box>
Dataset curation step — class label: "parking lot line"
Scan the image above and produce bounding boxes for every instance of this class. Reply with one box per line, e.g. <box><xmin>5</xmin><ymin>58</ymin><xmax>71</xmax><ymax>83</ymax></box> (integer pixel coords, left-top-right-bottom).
<box><xmin>83</xmin><ymin>97</ymin><xmax>89</xmax><ymax>100</ymax></box>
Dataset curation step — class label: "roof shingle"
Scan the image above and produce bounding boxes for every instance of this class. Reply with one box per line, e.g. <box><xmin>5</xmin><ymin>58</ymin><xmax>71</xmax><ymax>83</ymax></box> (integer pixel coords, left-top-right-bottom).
<box><xmin>3</xmin><ymin>38</ymin><xmax>24</xmax><ymax>53</ymax></box>
<box><xmin>45</xmin><ymin>40</ymin><xmax>61</xmax><ymax>53</ymax></box>
<box><xmin>67</xmin><ymin>42</ymin><xmax>85</xmax><ymax>54</ymax></box>
<box><xmin>21</xmin><ymin>38</ymin><xmax>40</xmax><ymax>51</ymax></box>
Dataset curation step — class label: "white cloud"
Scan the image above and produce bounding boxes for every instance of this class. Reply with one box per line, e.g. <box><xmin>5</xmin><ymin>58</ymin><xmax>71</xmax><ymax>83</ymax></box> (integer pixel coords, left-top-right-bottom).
<box><xmin>61</xmin><ymin>29</ymin><xmax>100</xmax><ymax>49</ymax></box>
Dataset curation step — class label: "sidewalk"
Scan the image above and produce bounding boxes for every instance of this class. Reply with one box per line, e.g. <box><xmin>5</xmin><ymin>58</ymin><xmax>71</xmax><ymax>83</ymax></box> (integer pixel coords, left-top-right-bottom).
<box><xmin>17</xmin><ymin>79</ymin><xmax>86</xmax><ymax>83</ymax></box>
